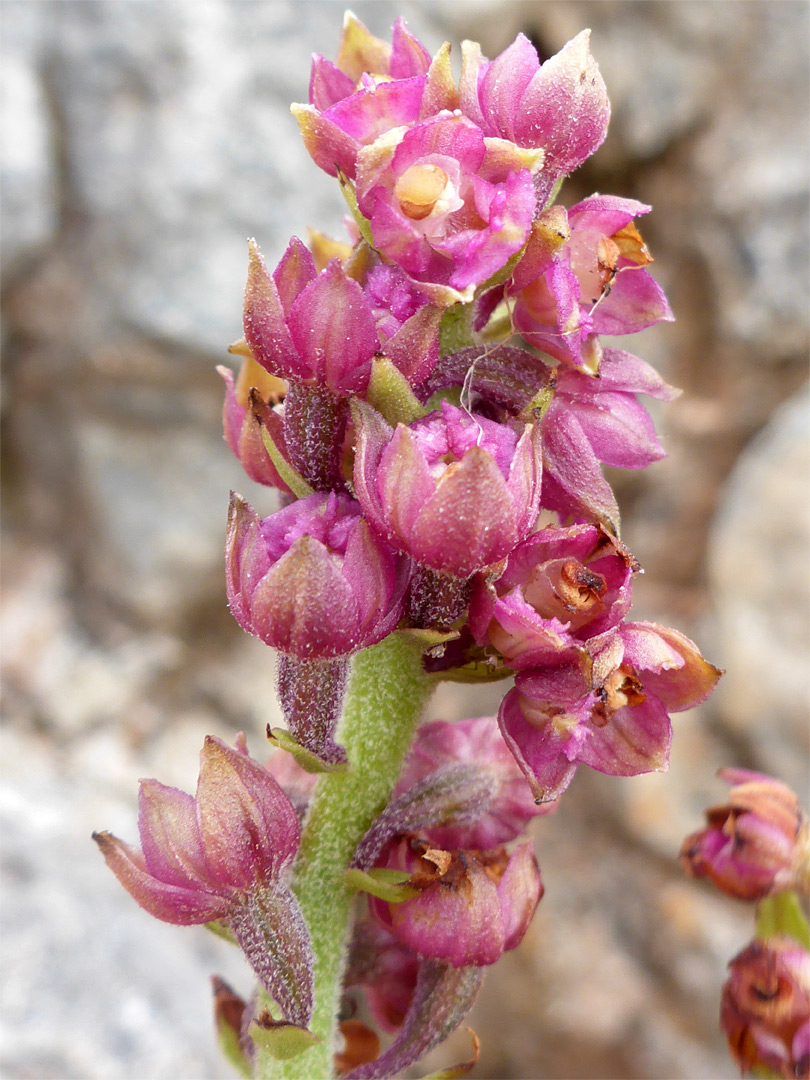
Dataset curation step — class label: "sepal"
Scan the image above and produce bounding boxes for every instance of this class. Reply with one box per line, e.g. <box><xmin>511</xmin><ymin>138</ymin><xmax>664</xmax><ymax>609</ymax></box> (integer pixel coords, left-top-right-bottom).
<box><xmin>344</xmin><ymin>960</ymin><xmax>483</xmax><ymax>1079</ymax></box>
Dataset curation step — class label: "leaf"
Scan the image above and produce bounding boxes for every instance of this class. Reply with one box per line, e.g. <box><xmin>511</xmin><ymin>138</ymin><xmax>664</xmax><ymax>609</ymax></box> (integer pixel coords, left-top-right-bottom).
<box><xmin>755</xmin><ymin>890</ymin><xmax>810</xmax><ymax>949</ymax></box>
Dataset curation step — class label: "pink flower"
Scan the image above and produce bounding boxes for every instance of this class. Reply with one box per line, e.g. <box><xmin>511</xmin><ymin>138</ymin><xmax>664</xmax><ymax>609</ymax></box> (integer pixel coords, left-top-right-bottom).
<box><xmin>370</xmin><ymin>838</ymin><xmax>542</xmax><ymax>968</ymax></box>
<box><xmin>721</xmin><ymin>938</ymin><xmax>810</xmax><ymax>1080</ymax></box>
<box><xmin>94</xmin><ymin>736</ymin><xmax>313</xmax><ymax>1026</ymax></box>
<box><xmin>293</xmin><ymin>14</ymin><xmax>438</xmax><ymax>180</ymax></box>
<box><xmin>511</xmin><ymin>197</ymin><xmax>673</xmax><ymax>371</ymax></box>
<box><xmin>226</xmin><ymin>490</ymin><xmax>408</xmax><ymax>659</ymax></box>
<box><xmin>353</xmin><ymin>399</ymin><xmax>542</xmax><ymax>578</ymax></box>
<box><xmin>459</xmin><ymin>30</ymin><xmax>610</xmax><ymax>198</ymax></box>
<box><xmin>355</xmin><ymin>112</ymin><xmax>537</xmax><ymax>296</ymax></box>
<box><xmin>470</xmin><ymin>523</ymin><xmax>637</xmax><ymax>669</ymax></box>
<box><xmin>681</xmin><ymin>769</ymin><xmax>808</xmax><ymax>901</ymax></box>
<box><xmin>499</xmin><ymin>621</ymin><xmax>722</xmax><ymax>801</ymax></box>
<box><xmin>394</xmin><ymin>717</ymin><xmax>553</xmax><ymax>850</ymax></box>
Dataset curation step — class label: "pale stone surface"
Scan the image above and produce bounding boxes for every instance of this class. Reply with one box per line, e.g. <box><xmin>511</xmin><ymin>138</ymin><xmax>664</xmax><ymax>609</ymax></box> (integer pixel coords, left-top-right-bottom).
<box><xmin>2</xmin><ymin>2</ymin><xmax>807</xmax><ymax>1079</ymax></box>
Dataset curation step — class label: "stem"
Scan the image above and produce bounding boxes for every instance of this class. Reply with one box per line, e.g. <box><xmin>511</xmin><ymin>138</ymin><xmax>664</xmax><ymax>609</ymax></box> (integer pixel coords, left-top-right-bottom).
<box><xmin>253</xmin><ymin>633</ymin><xmax>434</xmax><ymax>1080</ymax></box>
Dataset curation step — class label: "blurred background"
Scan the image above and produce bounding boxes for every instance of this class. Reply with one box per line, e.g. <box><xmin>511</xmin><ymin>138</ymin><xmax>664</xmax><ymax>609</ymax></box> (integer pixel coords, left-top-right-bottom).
<box><xmin>1</xmin><ymin>1</ymin><xmax>807</xmax><ymax>1077</ymax></box>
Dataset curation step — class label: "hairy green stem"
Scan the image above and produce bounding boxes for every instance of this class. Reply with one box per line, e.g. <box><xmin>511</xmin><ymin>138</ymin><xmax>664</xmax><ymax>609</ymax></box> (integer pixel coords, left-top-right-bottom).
<box><xmin>253</xmin><ymin>633</ymin><xmax>434</xmax><ymax>1080</ymax></box>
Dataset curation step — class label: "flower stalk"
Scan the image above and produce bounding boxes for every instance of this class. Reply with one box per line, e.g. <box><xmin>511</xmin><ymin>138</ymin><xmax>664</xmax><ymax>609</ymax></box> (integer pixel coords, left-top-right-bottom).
<box><xmin>254</xmin><ymin>633</ymin><xmax>434</xmax><ymax>1080</ymax></box>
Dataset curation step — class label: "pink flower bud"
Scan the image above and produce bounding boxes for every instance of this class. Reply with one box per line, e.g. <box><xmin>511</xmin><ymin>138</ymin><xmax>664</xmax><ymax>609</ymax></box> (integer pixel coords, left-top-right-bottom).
<box><xmin>226</xmin><ymin>491</ymin><xmax>408</xmax><ymax>659</ymax></box>
<box><xmin>370</xmin><ymin>837</ymin><xmax>542</xmax><ymax>968</ymax></box>
<box><xmin>395</xmin><ymin>717</ymin><xmax>553</xmax><ymax>850</ymax></box>
<box><xmin>353</xmin><ymin>399</ymin><xmax>542</xmax><ymax>578</ymax></box>
<box><xmin>94</xmin><ymin>737</ymin><xmax>314</xmax><ymax>1026</ymax></box>
<box><xmin>681</xmin><ymin>769</ymin><xmax>808</xmax><ymax>901</ymax></box>
<box><xmin>721</xmin><ymin>938</ymin><xmax>810</xmax><ymax>1080</ymax></box>
<box><xmin>244</xmin><ymin>238</ymin><xmax>378</xmax><ymax>397</ymax></box>
<box><xmin>470</xmin><ymin>524</ymin><xmax>637</xmax><ymax>669</ymax></box>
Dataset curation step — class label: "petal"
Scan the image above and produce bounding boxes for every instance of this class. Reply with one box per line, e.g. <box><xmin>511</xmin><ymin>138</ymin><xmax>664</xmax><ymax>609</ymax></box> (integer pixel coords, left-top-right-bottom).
<box><xmin>498</xmin><ymin>841</ymin><xmax>543</xmax><ymax>951</ymax></box>
<box><xmin>478</xmin><ymin>33</ymin><xmax>539</xmax><ymax>141</ymax></box>
<box><xmin>273</xmin><ymin>236</ymin><xmax>317</xmax><ymax>318</ymax></box>
<box><xmin>196</xmin><ymin>736</ymin><xmax>300</xmax><ymax>889</ymax></box>
<box><xmin>309</xmin><ymin>55</ymin><xmax>355</xmax><ymax>112</ymax></box>
<box><xmin>291</xmin><ymin>102</ymin><xmax>362</xmax><ymax>179</ymax></box>
<box><xmin>566</xmin><ymin>391</ymin><xmax>667</xmax><ymax>468</ymax></box>
<box><xmin>351</xmin><ymin>400</ymin><xmax>396</xmax><ymax>538</ymax></box>
<box><xmin>541</xmin><ymin>403</ymin><xmax>620</xmax><ymax>534</ymax></box>
<box><xmin>138</xmin><ymin>780</ymin><xmax>210</xmax><ymax>889</ymax></box>
<box><xmin>624</xmin><ymin>622</ymin><xmax>722</xmax><ymax>711</ymax></box>
<box><xmin>225</xmin><ymin>492</ymin><xmax>272</xmax><ymax>630</ymax></box>
<box><xmin>580</xmin><ymin>347</ymin><xmax>681</xmax><ymax>400</ymax></box>
<box><xmin>93</xmin><ymin>831</ymin><xmax>230</xmax><ymax>925</ymax></box>
<box><xmin>243</xmin><ymin>240</ymin><xmax>300</xmax><ymax>376</ymax></box>
<box><xmin>592</xmin><ymin>268</ymin><xmax>674</xmax><ymax>335</ymax></box>
<box><xmin>577</xmin><ymin>695</ymin><xmax>672</xmax><ymax>776</ymax></box>
<box><xmin>250</xmin><ymin>535</ymin><xmax>362</xmax><ymax>657</ymax></box>
<box><xmin>410</xmin><ymin>446</ymin><xmax>517</xmax><ymax>574</ymax></box>
<box><xmin>287</xmin><ymin>260</ymin><xmax>378</xmax><ymax>395</ymax></box>
<box><xmin>376</xmin><ymin>424</ymin><xmax>437</xmax><ymax>546</ymax></box>
<box><xmin>498</xmin><ymin>685</ymin><xmax>583</xmax><ymax>802</ymax></box>
<box><xmin>390</xmin><ymin>18</ymin><xmax>431</xmax><ymax>78</ymax></box>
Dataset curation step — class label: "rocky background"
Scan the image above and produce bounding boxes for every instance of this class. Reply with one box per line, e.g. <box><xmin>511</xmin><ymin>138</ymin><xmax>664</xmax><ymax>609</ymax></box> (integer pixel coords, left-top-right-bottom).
<box><xmin>1</xmin><ymin>2</ymin><xmax>807</xmax><ymax>1078</ymax></box>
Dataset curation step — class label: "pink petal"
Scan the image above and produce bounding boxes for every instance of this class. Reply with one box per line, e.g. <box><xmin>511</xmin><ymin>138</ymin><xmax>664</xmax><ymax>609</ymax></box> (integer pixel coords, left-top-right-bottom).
<box><xmin>514</xmin><ymin>30</ymin><xmax>610</xmax><ymax>175</ymax></box>
<box><xmin>592</xmin><ymin>268</ymin><xmax>674</xmax><ymax>335</ymax></box>
<box><xmin>578</xmin><ymin>694</ymin><xmax>672</xmax><ymax>776</ymax></box>
<box><xmin>196</xmin><ymin>736</ymin><xmax>300</xmax><ymax>889</ymax></box>
<box><xmin>287</xmin><ymin>260</ymin><xmax>378</xmax><ymax>395</ymax></box>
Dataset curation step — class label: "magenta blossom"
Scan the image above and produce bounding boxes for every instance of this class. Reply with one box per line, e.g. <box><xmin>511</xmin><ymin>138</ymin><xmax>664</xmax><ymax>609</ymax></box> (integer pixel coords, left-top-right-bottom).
<box><xmin>511</xmin><ymin>196</ymin><xmax>673</xmax><ymax>372</ymax></box>
<box><xmin>293</xmin><ymin>14</ymin><xmax>440</xmax><ymax>180</ymax></box>
<box><xmin>93</xmin><ymin>736</ymin><xmax>313</xmax><ymax>1026</ymax></box>
<box><xmin>681</xmin><ymin>769</ymin><xmax>808</xmax><ymax>901</ymax></box>
<box><xmin>244</xmin><ymin>237</ymin><xmax>379</xmax><ymax>397</ymax></box>
<box><xmin>370</xmin><ymin>838</ymin><xmax>542</xmax><ymax>968</ymax></box>
<box><xmin>227</xmin><ymin>490</ymin><xmax>410</xmax><ymax>767</ymax></box>
<box><xmin>541</xmin><ymin>347</ymin><xmax>680</xmax><ymax>530</ymax></box>
<box><xmin>499</xmin><ymin>621</ymin><xmax>723</xmax><ymax>801</ymax></box>
<box><xmin>226</xmin><ymin>490</ymin><xmax>408</xmax><ymax>660</ymax></box>
<box><xmin>356</xmin><ymin>112</ymin><xmax>538</xmax><ymax>296</ymax></box>
<box><xmin>459</xmin><ymin>30</ymin><xmax>610</xmax><ymax>199</ymax></box>
<box><xmin>394</xmin><ymin>717</ymin><xmax>552</xmax><ymax>850</ymax></box>
<box><xmin>721</xmin><ymin>938</ymin><xmax>810</xmax><ymax>1080</ymax></box>
<box><xmin>353</xmin><ymin>398</ymin><xmax>542</xmax><ymax>578</ymax></box>
<box><xmin>470</xmin><ymin>524</ymin><xmax>637</xmax><ymax>670</ymax></box>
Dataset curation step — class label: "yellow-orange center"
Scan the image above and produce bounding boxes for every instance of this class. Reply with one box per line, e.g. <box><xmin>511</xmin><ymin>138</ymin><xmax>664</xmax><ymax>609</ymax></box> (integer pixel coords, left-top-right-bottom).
<box><xmin>394</xmin><ymin>164</ymin><xmax>449</xmax><ymax>221</ymax></box>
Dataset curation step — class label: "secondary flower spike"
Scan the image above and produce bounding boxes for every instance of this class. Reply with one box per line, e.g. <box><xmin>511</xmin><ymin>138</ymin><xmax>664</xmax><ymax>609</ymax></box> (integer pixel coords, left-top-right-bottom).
<box><xmin>93</xmin><ymin>736</ymin><xmax>314</xmax><ymax>1028</ymax></box>
<box><xmin>681</xmin><ymin>768</ymin><xmax>809</xmax><ymax>901</ymax></box>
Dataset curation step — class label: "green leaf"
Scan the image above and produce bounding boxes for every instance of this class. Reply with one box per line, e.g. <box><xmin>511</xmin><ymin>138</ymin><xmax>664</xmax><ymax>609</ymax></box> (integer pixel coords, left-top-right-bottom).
<box><xmin>267</xmin><ymin>727</ymin><xmax>349</xmax><ymax>775</ymax></box>
<box><xmin>344</xmin><ymin>867</ymin><xmax>419</xmax><ymax>903</ymax></box>
<box><xmin>337</xmin><ymin>168</ymin><xmax>375</xmax><ymax>248</ymax></box>
<box><xmin>367</xmin><ymin>357</ymin><xmax>427</xmax><ymax>426</ymax></box>
<box><xmin>755</xmin><ymin>890</ymin><xmax>810</xmax><ymax>949</ymax></box>
<box><xmin>258</xmin><ymin>426</ymin><xmax>314</xmax><ymax>500</ymax></box>
<box><xmin>248</xmin><ymin>1019</ymin><xmax>321</xmax><ymax>1061</ymax></box>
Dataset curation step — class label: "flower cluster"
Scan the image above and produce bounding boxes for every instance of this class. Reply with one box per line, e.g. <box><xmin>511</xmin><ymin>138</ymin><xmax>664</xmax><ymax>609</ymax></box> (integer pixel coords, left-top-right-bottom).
<box><xmin>681</xmin><ymin>769</ymin><xmax>810</xmax><ymax>1079</ymax></box>
<box><xmin>96</xmin><ymin>13</ymin><xmax>724</xmax><ymax>1079</ymax></box>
